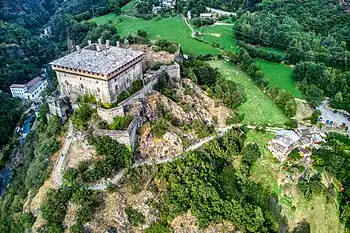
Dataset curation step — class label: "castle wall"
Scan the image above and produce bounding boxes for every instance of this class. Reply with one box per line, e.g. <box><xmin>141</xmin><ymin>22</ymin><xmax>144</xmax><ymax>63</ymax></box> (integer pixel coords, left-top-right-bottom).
<box><xmin>97</xmin><ymin>105</ymin><xmax>125</xmax><ymax>124</ymax></box>
<box><xmin>107</xmin><ymin>62</ymin><xmax>143</xmax><ymax>103</ymax></box>
<box><xmin>55</xmin><ymin>60</ymin><xmax>143</xmax><ymax>103</ymax></box>
<box><xmin>56</xmin><ymin>71</ymin><xmax>110</xmax><ymax>102</ymax></box>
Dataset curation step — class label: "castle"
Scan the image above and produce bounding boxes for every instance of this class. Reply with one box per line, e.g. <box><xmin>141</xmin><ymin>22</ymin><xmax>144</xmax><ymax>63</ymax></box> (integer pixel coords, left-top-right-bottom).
<box><xmin>50</xmin><ymin>40</ymin><xmax>145</xmax><ymax>103</ymax></box>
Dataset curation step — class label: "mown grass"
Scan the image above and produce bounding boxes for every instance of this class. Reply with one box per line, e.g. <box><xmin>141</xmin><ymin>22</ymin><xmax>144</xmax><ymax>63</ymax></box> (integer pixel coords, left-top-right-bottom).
<box><xmin>255</xmin><ymin>59</ymin><xmax>303</xmax><ymax>98</ymax></box>
<box><xmin>209</xmin><ymin>60</ymin><xmax>289</xmax><ymax>126</ymax></box>
<box><xmin>91</xmin><ymin>14</ymin><xmax>220</xmax><ymax>55</ymax></box>
<box><xmin>197</xmin><ymin>24</ymin><xmax>239</xmax><ymax>53</ymax></box>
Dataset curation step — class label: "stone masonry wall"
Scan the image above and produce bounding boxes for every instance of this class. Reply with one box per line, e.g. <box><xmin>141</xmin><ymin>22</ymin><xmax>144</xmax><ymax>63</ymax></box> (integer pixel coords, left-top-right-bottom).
<box><xmin>95</xmin><ymin>64</ymin><xmax>181</xmax><ymax>151</ymax></box>
<box><xmin>97</xmin><ymin>105</ymin><xmax>124</xmax><ymax>123</ymax></box>
<box><xmin>107</xmin><ymin>62</ymin><xmax>143</xmax><ymax>103</ymax></box>
<box><xmin>56</xmin><ymin>71</ymin><xmax>110</xmax><ymax>102</ymax></box>
<box><xmin>93</xmin><ymin>116</ymin><xmax>143</xmax><ymax>151</ymax></box>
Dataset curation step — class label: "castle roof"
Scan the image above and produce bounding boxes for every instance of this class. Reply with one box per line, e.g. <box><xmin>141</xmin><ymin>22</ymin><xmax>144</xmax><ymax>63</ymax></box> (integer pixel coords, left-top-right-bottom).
<box><xmin>50</xmin><ymin>44</ymin><xmax>144</xmax><ymax>75</ymax></box>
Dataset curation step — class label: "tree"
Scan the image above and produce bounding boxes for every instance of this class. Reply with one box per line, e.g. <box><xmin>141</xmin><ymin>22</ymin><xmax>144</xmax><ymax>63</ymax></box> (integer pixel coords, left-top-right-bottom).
<box><xmin>310</xmin><ymin>110</ymin><xmax>321</xmax><ymax>124</ymax></box>
<box><xmin>242</xmin><ymin>143</ymin><xmax>261</xmax><ymax>166</ymax></box>
<box><xmin>71</xmin><ymin>103</ymin><xmax>93</xmax><ymax>130</ymax></box>
<box><xmin>305</xmin><ymin>85</ymin><xmax>324</xmax><ymax>106</ymax></box>
<box><xmin>137</xmin><ymin>29</ymin><xmax>147</xmax><ymax>38</ymax></box>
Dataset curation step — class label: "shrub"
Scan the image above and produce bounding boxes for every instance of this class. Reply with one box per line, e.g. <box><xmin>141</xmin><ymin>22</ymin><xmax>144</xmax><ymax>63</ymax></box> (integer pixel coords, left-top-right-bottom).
<box><xmin>72</xmin><ymin>104</ymin><xmax>93</xmax><ymax>130</ymax></box>
<box><xmin>151</xmin><ymin>118</ymin><xmax>168</xmax><ymax>138</ymax></box>
<box><xmin>125</xmin><ymin>206</ymin><xmax>145</xmax><ymax>227</ymax></box>
<box><xmin>285</xmin><ymin>119</ymin><xmax>298</xmax><ymax>128</ymax></box>
<box><xmin>145</xmin><ymin>223</ymin><xmax>171</xmax><ymax>233</ymax></box>
<box><xmin>106</xmin><ymin>183</ymin><xmax>117</xmax><ymax>193</ymax></box>
<box><xmin>82</xmin><ymin>136</ymin><xmax>132</xmax><ymax>182</ymax></box>
<box><xmin>98</xmin><ymin>120</ymin><xmax>109</xmax><ymax>129</ymax></box>
<box><xmin>109</xmin><ymin>116</ymin><xmax>133</xmax><ymax>130</ymax></box>
<box><xmin>310</xmin><ymin>110</ymin><xmax>321</xmax><ymax>124</ymax></box>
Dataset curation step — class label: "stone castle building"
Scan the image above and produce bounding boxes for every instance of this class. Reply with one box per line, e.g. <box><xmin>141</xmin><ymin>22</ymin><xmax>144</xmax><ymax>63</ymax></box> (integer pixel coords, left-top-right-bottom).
<box><xmin>50</xmin><ymin>40</ymin><xmax>145</xmax><ymax>103</ymax></box>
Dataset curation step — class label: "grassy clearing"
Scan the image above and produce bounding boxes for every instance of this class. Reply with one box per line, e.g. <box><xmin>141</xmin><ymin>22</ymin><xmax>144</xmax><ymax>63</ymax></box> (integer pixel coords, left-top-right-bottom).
<box><xmin>209</xmin><ymin>60</ymin><xmax>289</xmax><ymax>126</ymax></box>
<box><xmin>255</xmin><ymin>59</ymin><xmax>303</xmax><ymax>98</ymax></box>
<box><xmin>121</xmin><ymin>0</ymin><xmax>138</xmax><ymax>13</ymax></box>
<box><xmin>246</xmin><ymin>131</ymin><xmax>342</xmax><ymax>233</ymax></box>
<box><xmin>91</xmin><ymin>14</ymin><xmax>220</xmax><ymax>55</ymax></box>
<box><xmin>246</xmin><ymin>131</ymin><xmax>280</xmax><ymax>192</ymax></box>
<box><xmin>197</xmin><ymin>24</ymin><xmax>239</xmax><ymax>53</ymax></box>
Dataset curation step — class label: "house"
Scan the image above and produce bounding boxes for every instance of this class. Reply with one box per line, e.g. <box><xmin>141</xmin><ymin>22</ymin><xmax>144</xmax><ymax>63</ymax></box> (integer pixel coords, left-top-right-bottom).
<box><xmin>50</xmin><ymin>40</ymin><xmax>145</xmax><ymax>103</ymax></box>
<box><xmin>10</xmin><ymin>77</ymin><xmax>48</xmax><ymax>101</ymax></box>
<box><xmin>268</xmin><ymin>125</ymin><xmax>326</xmax><ymax>162</ymax></box>
<box><xmin>200</xmin><ymin>13</ymin><xmax>215</xmax><ymax>19</ymax></box>
<box><xmin>268</xmin><ymin>130</ymin><xmax>301</xmax><ymax>162</ymax></box>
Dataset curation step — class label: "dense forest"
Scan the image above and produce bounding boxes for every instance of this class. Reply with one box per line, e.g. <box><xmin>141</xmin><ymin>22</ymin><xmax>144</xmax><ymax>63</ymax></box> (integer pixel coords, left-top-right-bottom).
<box><xmin>235</xmin><ymin>0</ymin><xmax>350</xmax><ymax>110</ymax></box>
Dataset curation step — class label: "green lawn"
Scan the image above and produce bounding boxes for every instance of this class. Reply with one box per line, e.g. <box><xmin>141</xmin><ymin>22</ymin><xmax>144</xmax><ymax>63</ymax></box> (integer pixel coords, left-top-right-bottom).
<box><xmin>91</xmin><ymin>14</ymin><xmax>220</xmax><ymax>55</ymax></box>
<box><xmin>255</xmin><ymin>59</ymin><xmax>303</xmax><ymax>98</ymax></box>
<box><xmin>197</xmin><ymin>24</ymin><xmax>239</xmax><ymax>53</ymax></box>
<box><xmin>209</xmin><ymin>60</ymin><xmax>289</xmax><ymax>126</ymax></box>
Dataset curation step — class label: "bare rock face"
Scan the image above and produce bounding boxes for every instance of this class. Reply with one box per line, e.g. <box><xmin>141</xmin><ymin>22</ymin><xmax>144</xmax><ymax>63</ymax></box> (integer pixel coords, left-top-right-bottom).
<box><xmin>139</xmin><ymin>78</ymin><xmax>232</xmax><ymax>160</ymax></box>
<box><xmin>139</xmin><ymin>123</ymin><xmax>183</xmax><ymax>160</ymax></box>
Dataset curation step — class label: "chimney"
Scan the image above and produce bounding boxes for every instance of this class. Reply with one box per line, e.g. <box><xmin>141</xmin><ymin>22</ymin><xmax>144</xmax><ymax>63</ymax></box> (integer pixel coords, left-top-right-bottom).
<box><xmin>98</xmin><ymin>38</ymin><xmax>102</xmax><ymax>44</ymax></box>
<box><xmin>88</xmin><ymin>40</ymin><xmax>92</xmax><ymax>46</ymax></box>
<box><xmin>116</xmin><ymin>41</ymin><xmax>120</xmax><ymax>47</ymax></box>
<box><xmin>96</xmin><ymin>45</ymin><xmax>101</xmax><ymax>52</ymax></box>
<box><xmin>76</xmin><ymin>45</ymin><xmax>81</xmax><ymax>52</ymax></box>
<box><xmin>106</xmin><ymin>40</ymin><xmax>110</xmax><ymax>49</ymax></box>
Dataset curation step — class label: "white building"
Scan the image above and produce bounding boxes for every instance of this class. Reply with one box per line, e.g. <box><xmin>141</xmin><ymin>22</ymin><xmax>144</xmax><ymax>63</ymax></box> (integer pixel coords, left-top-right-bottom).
<box><xmin>10</xmin><ymin>77</ymin><xmax>48</xmax><ymax>101</ymax></box>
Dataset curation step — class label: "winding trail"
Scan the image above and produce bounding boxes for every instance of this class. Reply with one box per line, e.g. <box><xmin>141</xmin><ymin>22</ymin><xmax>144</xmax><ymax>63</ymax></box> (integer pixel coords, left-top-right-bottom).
<box><xmin>182</xmin><ymin>16</ymin><xmax>196</xmax><ymax>37</ymax></box>
<box><xmin>87</xmin><ymin>124</ymin><xmax>283</xmax><ymax>191</ymax></box>
<box><xmin>51</xmin><ymin>118</ymin><xmax>283</xmax><ymax>191</ymax></box>
<box><xmin>52</xmin><ymin>120</ymin><xmax>74</xmax><ymax>187</ymax></box>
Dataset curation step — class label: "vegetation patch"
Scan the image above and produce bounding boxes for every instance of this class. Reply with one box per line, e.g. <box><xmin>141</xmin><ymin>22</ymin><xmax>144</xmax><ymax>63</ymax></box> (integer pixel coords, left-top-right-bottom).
<box><xmin>80</xmin><ymin>136</ymin><xmax>132</xmax><ymax>182</ymax></box>
<box><xmin>125</xmin><ymin>206</ymin><xmax>146</xmax><ymax>227</ymax></box>
<box><xmin>255</xmin><ymin>59</ymin><xmax>303</xmax><ymax>98</ymax></box>
<box><xmin>209</xmin><ymin>60</ymin><xmax>288</xmax><ymax>125</ymax></box>
<box><xmin>91</xmin><ymin>15</ymin><xmax>220</xmax><ymax>55</ymax></box>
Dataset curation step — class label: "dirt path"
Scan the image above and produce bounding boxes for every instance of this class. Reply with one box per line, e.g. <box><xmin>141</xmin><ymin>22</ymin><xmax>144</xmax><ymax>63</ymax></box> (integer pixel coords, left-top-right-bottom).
<box><xmin>214</xmin><ymin>22</ymin><xmax>235</xmax><ymax>26</ymax></box>
<box><xmin>182</xmin><ymin>16</ymin><xmax>196</xmax><ymax>37</ymax></box>
<box><xmin>52</xmin><ymin>120</ymin><xmax>74</xmax><ymax>187</ymax></box>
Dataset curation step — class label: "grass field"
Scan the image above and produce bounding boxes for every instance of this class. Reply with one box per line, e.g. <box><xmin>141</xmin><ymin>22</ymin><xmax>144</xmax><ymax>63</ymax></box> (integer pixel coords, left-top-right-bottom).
<box><xmin>246</xmin><ymin>131</ymin><xmax>342</xmax><ymax>233</ymax></box>
<box><xmin>91</xmin><ymin>14</ymin><xmax>221</xmax><ymax>55</ymax></box>
<box><xmin>209</xmin><ymin>60</ymin><xmax>289</xmax><ymax>126</ymax></box>
<box><xmin>255</xmin><ymin>59</ymin><xmax>303</xmax><ymax>98</ymax></box>
<box><xmin>198</xmin><ymin>24</ymin><xmax>239</xmax><ymax>53</ymax></box>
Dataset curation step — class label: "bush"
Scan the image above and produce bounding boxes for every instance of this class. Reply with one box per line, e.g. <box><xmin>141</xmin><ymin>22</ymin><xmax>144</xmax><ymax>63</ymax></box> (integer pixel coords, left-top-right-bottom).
<box><xmin>125</xmin><ymin>206</ymin><xmax>146</xmax><ymax>227</ymax></box>
<box><xmin>117</xmin><ymin>80</ymin><xmax>144</xmax><ymax>103</ymax></box>
<box><xmin>151</xmin><ymin>118</ymin><xmax>168</xmax><ymax>138</ymax></box>
<box><xmin>106</xmin><ymin>183</ymin><xmax>117</xmax><ymax>193</ymax></box>
<box><xmin>72</xmin><ymin>104</ymin><xmax>93</xmax><ymax>130</ymax></box>
<box><xmin>82</xmin><ymin>136</ymin><xmax>132</xmax><ymax>182</ymax></box>
<box><xmin>285</xmin><ymin>119</ymin><xmax>298</xmax><ymax>128</ymax></box>
<box><xmin>145</xmin><ymin>223</ymin><xmax>171</xmax><ymax>233</ymax></box>
<box><xmin>109</xmin><ymin>116</ymin><xmax>133</xmax><ymax>130</ymax></box>
<box><xmin>310</xmin><ymin>110</ymin><xmax>321</xmax><ymax>124</ymax></box>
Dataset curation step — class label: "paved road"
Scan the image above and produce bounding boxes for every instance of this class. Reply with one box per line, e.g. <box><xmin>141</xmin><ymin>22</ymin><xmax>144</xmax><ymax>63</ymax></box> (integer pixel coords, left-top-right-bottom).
<box><xmin>52</xmin><ymin>120</ymin><xmax>74</xmax><ymax>187</ymax></box>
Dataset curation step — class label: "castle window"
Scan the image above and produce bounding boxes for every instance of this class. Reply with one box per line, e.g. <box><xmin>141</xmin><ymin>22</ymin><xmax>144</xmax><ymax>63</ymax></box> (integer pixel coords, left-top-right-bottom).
<box><xmin>80</xmin><ymin>84</ymin><xmax>84</xmax><ymax>89</ymax></box>
<box><xmin>96</xmin><ymin>81</ymin><xmax>98</xmax><ymax>84</ymax></box>
<box><xmin>97</xmin><ymin>87</ymin><xmax>100</xmax><ymax>92</ymax></box>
